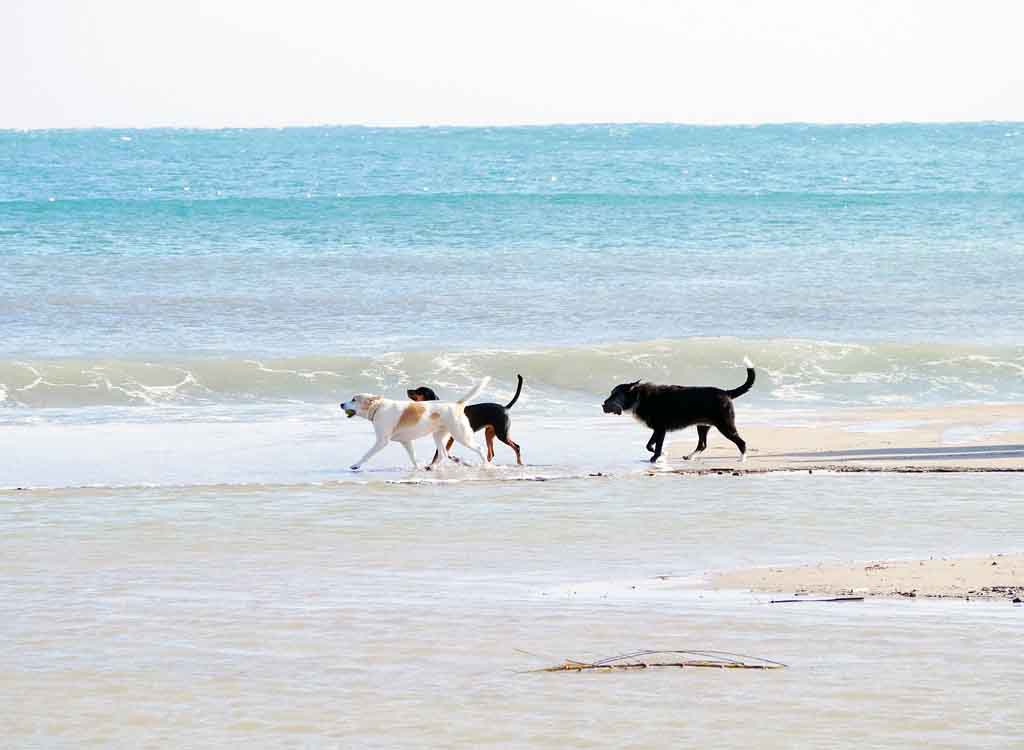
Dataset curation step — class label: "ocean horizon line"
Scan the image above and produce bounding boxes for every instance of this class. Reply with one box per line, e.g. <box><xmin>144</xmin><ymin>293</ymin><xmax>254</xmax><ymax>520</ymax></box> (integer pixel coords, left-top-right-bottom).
<box><xmin>3</xmin><ymin>119</ymin><xmax>1023</xmax><ymax>134</ymax></box>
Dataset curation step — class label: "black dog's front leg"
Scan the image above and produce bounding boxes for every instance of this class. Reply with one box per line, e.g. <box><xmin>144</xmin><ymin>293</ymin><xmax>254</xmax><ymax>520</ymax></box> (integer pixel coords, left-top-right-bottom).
<box><xmin>645</xmin><ymin>431</ymin><xmax>659</xmax><ymax>453</ymax></box>
<box><xmin>649</xmin><ymin>428</ymin><xmax>666</xmax><ymax>463</ymax></box>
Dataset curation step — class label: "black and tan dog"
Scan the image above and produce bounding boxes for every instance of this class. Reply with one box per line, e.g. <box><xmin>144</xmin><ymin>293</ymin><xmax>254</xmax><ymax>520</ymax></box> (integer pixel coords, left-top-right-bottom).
<box><xmin>408</xmin><ymin>374</ymin><xmax>524</xmax><ymax>464</ymax></box>
<box><xmin>602</xmin><ymin>360</ymin><xmax>755</xmax><ymax>463</ymax></box>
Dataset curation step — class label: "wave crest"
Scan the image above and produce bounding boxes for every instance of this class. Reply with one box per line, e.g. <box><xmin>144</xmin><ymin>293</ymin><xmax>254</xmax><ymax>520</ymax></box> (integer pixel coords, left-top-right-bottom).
<box><xmin>2</xmin><ymin>338</ymin><xmax>1022</xmax><ymax>409</ymax></box>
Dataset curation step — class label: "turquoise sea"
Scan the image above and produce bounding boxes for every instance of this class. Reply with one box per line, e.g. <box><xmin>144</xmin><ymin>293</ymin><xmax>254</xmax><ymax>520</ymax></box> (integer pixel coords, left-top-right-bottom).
<box><xmin>3</xmin><ymin>124</ymin><xmax>1024</xmax><ymax>353</ymax></box>
<box><xmin>3</xmin><ymin>124</ymin><xmax>1023</xmax><ymax>426</ymax></box>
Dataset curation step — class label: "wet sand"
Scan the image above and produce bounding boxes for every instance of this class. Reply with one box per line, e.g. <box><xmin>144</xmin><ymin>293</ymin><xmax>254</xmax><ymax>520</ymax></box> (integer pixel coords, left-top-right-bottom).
<box><xmin>713</xmin><ymin>553</ymin><xmax>1024</xmax><ymax>601</ymax></box>
<box><xmin>681</xmin><ymin>405</ymin><xmax>1024</xmax><ymax>602</ymax></box>
<box><xmin>664</xmin><ymin>403</ymin><xmax>1024</xmax><ymax>474</ymax></box>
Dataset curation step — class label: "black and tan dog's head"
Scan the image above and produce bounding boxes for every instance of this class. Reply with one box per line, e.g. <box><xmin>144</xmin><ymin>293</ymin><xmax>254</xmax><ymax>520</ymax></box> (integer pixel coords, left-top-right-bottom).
<box><xmin>407</xmin><ymin>386</ymin><xmax>440</xmax><ymax>403</ymax></box>
<box><xmin>602</xmin><ymin>381</ymin><xmax>641</xmax><ymax>415</ymax></box>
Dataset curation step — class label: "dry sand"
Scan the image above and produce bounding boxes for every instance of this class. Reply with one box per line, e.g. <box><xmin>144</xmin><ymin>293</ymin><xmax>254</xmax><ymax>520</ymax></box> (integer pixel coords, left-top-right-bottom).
<box><xmin>712</xmin><ymin>553</ymin><xmax>1024</xmax><ymax>601</ymax></box>
<box><xmin>663</xmin><ymin>402</ymin><xmax>1024</xmax><ymax>474</ymax></box>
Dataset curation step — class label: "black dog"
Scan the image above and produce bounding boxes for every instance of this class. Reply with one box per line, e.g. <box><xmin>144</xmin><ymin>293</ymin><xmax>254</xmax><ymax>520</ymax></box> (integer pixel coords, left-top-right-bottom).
<box><xmin>602</xmin><ymin>362</ymin><xmax>754</xmax><ymax>463</ymax></box>
<box><xmin>407</xmin><ymin>374</ymin><xmax>524</xmax><ymax>464</ymax></box>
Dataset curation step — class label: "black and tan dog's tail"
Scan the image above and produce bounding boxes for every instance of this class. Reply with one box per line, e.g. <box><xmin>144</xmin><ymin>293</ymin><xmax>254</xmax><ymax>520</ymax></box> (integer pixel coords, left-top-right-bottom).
<box><xmin>726</xmin><ymin>357</ymin><xmax>756</xmax><ymax>399</ymax></box>
<box><xmin>504</xmin><ymin>374</ymin><xmax>524</xmax><ymax>409</ymax></box>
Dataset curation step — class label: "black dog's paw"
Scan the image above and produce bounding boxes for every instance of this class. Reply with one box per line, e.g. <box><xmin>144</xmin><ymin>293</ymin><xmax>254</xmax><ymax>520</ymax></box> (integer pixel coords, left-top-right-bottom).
<box><xmin>649</xmin><ymin>455</ymin><xmax>661</xmax><ymax>464</ymax></box>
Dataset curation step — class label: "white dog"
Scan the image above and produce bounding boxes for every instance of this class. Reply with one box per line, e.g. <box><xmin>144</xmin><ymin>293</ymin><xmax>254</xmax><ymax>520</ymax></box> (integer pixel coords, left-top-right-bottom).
<box><xmin>341</xmin><ymin>377</ymin><xmax>490</xmax><ymax>471</ymax></box>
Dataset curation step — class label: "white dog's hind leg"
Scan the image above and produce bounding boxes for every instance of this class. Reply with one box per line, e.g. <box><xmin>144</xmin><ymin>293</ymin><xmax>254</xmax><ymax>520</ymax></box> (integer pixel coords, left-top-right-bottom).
<box><xmin>400</xmin><ymin>440</ymin><xmax>420</xmax><ymax>470</ymax></box>
<box><xmin>428</xmin><ymin>432</ymin><xmax>451</xmax><ymax>468</ymax></box>
<box><xmin>351</xmin><ymin>437</ymin><xmax>389</xmax><ymax>471</ymax></box>
<box><xmin>449</xmin><ymin>421</ymin><xmax>487</xmax><ymax>465</ymax></box>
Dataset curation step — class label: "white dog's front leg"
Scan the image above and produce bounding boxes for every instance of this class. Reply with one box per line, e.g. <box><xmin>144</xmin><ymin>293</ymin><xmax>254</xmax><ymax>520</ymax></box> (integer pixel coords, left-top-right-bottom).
<box><xmin>351</xmin><ymin>436</ymin><xmax>389</xmax><ymax>471</ymax></box>
<box><xmin>400</xmin><ymin>440</ymin><xmax>421</xmax><ymax>470</ymax></box>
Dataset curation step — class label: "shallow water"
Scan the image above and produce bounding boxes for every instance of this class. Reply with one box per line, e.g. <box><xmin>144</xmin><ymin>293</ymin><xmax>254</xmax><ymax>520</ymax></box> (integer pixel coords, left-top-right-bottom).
<box><xmin>3</xmin><ymin>474</ymin><xmax>1022</xmax><ymax>748</ymax></box>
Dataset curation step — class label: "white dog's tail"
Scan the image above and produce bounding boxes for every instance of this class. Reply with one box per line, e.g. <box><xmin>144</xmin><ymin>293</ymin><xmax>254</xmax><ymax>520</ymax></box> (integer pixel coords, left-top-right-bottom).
<box><xmin>458</xmin><ymin>376</ymin><xmax>490</xmax><ymax>404</ymax></box>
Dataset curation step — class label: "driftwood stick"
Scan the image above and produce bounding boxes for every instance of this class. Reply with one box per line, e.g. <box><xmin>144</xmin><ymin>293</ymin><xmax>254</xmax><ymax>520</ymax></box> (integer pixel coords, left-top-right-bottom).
<box><xmin>531</xmin><ymin>649</ymin><xmax>786</xmax><ymax>673</ymax></box>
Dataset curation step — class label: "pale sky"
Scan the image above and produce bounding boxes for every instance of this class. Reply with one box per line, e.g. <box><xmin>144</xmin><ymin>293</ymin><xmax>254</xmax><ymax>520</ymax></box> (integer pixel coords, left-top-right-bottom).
<box><xmin>4</xmin><ymin>0</ymin><xmax>1023</xmax><ymax>129</ymax></box>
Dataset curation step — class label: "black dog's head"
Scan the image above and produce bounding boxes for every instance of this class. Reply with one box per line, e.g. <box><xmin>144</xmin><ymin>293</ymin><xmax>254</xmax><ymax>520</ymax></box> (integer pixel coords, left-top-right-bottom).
<box><xmin>602</xmin><ymin>381</ymin><xmax>641</xmax><ymax>415</ymax></box>
<box><xmin>407</xmin><ymin>386</ymin><xmax>440</xmax><ymax>402</ymax></box>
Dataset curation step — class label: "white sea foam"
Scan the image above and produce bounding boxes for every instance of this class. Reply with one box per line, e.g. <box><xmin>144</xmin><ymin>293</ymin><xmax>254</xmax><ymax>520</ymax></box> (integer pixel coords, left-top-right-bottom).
<box><xmin>1</xmin><ymin>338</ymin><xmax>1022</xmax><ymax>410</ymax></box>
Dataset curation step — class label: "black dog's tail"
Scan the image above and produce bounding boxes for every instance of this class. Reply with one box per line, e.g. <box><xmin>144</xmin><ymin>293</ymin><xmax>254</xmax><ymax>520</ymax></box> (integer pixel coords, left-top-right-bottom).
<box><xmin>504</xmin><ymin>374</ymin><xmax>524</xmax><ymax>409</ymax></box>
<box><xmin>726</xmin><ymin>358</ymin><xmax>755</xmax><ymax>399</ymax></box>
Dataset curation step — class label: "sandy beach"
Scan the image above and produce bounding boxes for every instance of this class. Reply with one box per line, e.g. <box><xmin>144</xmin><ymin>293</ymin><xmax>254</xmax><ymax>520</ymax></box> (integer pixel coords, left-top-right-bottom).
<box><xmin>665</xmin><ymin>402</ymin><xmax>1024</xmax><ymax>474</ymax></box>
<box><xmin>713</xmin><ymin>553</ymin><xmax>1024</xmax><ymax>601</ymax></box>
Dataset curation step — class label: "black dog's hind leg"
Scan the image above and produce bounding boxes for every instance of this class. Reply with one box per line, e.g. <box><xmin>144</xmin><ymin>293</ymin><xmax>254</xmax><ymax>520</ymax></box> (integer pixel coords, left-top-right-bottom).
<box><xmin>715</xmin><ymin>422</ymin><xmax>747</xmax><ymax>462</ymax></box>
<box><xmin>649</xmin><ymin>427</ymin><xmax>667</xmax><ymax>463</ymax></box>
<box><xmin>684</xmin><ymin>425</ymin><xmax>710</xmax><ymax>460</ymax></box>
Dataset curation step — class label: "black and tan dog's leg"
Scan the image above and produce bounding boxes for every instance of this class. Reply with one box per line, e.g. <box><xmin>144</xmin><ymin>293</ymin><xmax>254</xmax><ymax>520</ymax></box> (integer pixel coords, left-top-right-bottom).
<box><xmin>442</xmin><ymin>434</ymin><xmax>468</xmax><ymax>463</ymax></box>
<box><xmin>484</xmin><ymin>425</ymin><xmax>496</xmax><ymax>462</ymax></box>
<box><xmin>492</xmin><ymin>422</ymin><xmax>523</xmax><ymax>465</ymax></box>
<box><xmin>649</xmin><ymin>427</ymin><xmax>667</xmax><ymax>463</ymax></box>
<box><xmin>502</xmin><ymin>436</ymin><xmax>523</xmax><ymax>465</ymax></box>
<box><xmin>684</xmin><ymin>425</ymin><xmax>711</xmax><ymax>460</ymax></box>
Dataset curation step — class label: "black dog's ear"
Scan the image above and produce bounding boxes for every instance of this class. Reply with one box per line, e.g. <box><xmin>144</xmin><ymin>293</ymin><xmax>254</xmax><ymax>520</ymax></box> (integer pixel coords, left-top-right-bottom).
<box><xmin>628</xmin><ymin>380</ymin><xmax>641</xmax><ymax>389</ymax></box>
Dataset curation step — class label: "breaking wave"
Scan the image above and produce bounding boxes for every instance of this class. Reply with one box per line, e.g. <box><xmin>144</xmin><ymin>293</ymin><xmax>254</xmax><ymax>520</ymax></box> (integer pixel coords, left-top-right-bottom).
<box><xmin>2</xmin><ymin>338</ymin><xmax>1022</xmax><ymax>409</ymax></box>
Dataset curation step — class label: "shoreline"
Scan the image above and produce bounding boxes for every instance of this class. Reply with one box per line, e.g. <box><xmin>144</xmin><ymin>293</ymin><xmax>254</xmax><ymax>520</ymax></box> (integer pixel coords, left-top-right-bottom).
<box><xmin>710</xmin><ymin>552</ymin><xmax>1024</xmax><ymax>602</ymax></box>
<box><xmin>4</xmin><ymin>403</ymin><xmax>1021</xmax><ymax>491</ymax></box>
